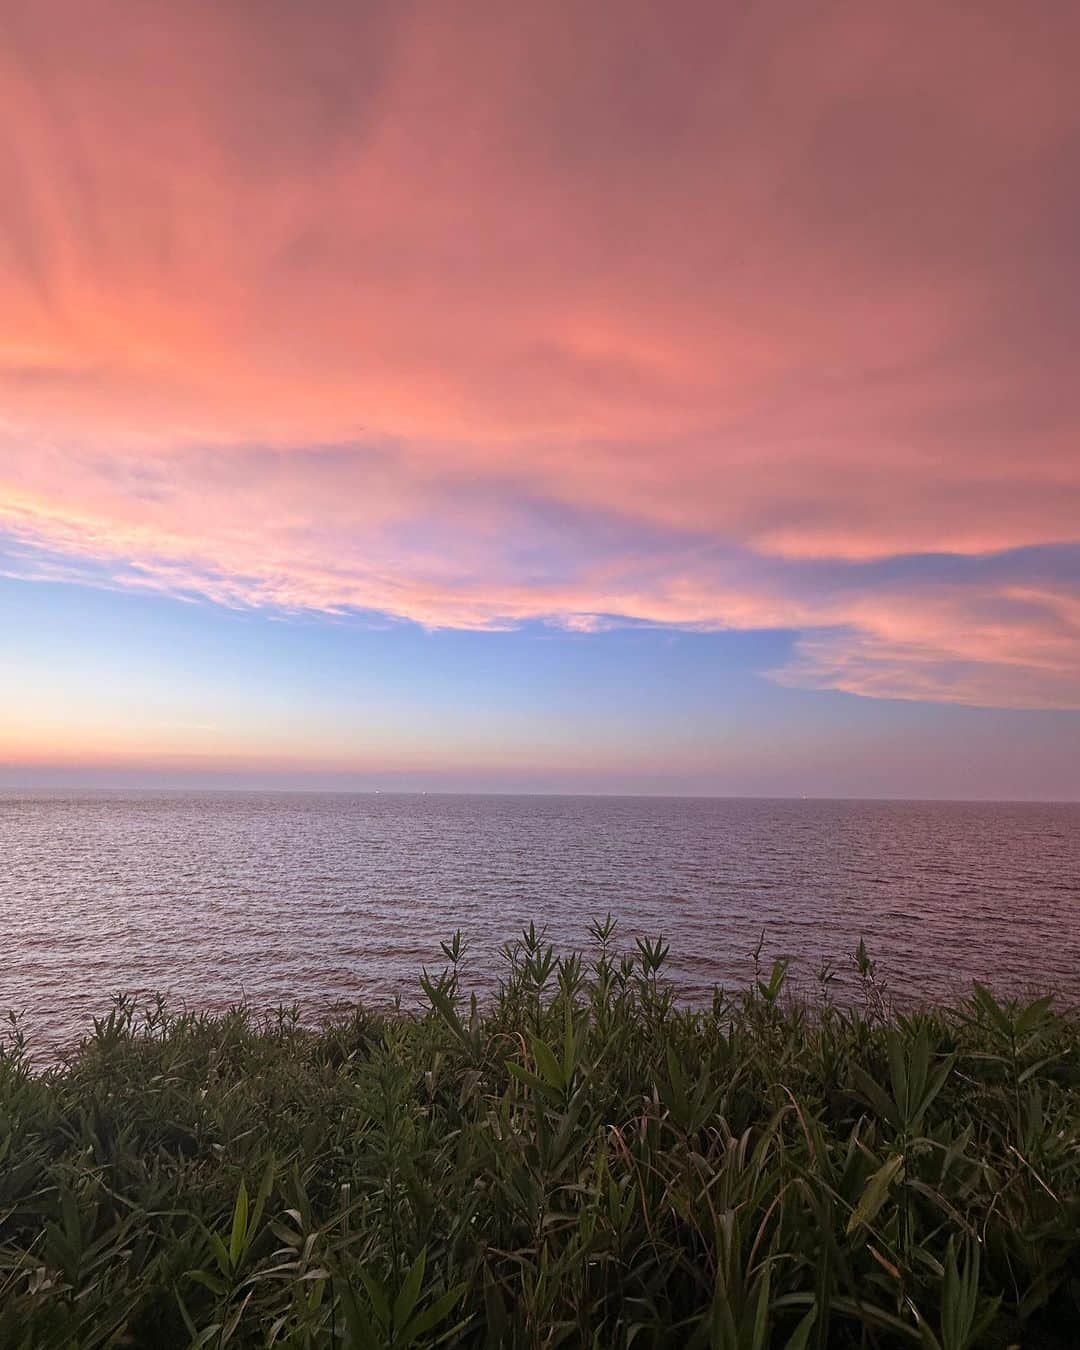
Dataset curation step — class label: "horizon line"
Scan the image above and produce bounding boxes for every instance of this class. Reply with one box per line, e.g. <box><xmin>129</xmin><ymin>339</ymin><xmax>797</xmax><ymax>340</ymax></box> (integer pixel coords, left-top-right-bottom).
<box><xmin>2</xmin><ymin>782</ymin><xmax>1077</xmax><ymax>806</ymax></box>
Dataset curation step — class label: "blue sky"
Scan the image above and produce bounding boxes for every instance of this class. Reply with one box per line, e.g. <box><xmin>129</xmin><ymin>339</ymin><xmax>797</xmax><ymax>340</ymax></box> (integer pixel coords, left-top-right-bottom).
<box><xmin>4</xmin><ymin>575</ymin><xmax>1077</xmax><ymax>798</ymax></box>
<box><xmin>4</xmin><ymin>3</ymin><xmax>1080</xmax><ymax>796</ymax></box>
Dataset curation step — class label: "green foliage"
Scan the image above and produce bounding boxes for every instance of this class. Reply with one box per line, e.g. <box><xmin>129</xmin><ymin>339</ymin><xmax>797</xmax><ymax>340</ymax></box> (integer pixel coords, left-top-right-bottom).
<box><xmin>1</xmin><ymin>925</ymin><xmax>1078</xmax><ymax>1346</ymax></box>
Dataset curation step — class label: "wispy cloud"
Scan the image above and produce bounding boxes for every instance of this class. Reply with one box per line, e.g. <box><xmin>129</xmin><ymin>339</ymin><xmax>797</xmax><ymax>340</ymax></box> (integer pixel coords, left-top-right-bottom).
<box><xmin>2</xmin><ymin>0</ymin><xmax>1079</xmax><ymax>708</ymax></box>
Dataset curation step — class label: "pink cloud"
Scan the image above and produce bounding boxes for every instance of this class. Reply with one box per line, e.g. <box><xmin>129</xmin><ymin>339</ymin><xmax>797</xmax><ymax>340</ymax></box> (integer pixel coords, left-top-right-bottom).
<box><xmin>1</xmin><ymin>0</ymin><xmax>1079</xmax><ymax>708</ymax></box>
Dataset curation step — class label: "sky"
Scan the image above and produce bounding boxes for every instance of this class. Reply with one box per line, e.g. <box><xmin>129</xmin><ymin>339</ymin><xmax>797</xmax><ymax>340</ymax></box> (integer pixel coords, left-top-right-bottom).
<box><xmin>1</xmin><ymin>0</ymin><xmax>1079</xmax><ymax>797</ymax></box>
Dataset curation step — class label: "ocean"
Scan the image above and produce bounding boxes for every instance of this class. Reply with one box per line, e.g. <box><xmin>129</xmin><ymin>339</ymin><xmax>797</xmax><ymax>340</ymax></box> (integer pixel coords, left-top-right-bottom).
<box><xmin>3</xmin><ymin>790</ymin><xmax>1078</xmax><ymax>1047</ymax></box>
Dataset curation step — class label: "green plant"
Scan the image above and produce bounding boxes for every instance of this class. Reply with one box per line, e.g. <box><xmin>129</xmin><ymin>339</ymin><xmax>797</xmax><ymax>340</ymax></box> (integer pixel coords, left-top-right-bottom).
<box><xmin>0</xmin><ymin>930</ymin><xmax>1077</xmax><ymax>1347</ymax></box>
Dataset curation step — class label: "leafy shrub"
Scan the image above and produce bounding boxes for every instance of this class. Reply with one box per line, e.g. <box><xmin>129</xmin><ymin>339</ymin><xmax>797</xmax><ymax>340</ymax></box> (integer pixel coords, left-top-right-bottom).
<box><xmin>1</xmin><ymin>922</ymin><xmax>1078</xmax><ymax>1347</ymax></box>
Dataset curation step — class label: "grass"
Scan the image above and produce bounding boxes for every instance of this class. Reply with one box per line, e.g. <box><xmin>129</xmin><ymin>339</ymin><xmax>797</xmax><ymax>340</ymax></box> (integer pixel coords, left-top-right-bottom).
<box><xmin>1</xmin><ymin>919</ymin><xmax>1078</xmax><ymax>1348</ymax></box>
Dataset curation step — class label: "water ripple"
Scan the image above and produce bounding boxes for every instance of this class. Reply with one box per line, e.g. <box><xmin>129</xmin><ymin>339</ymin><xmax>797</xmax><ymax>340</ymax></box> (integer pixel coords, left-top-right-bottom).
<box><xmin>1</xmin><ymin>791</ymin><xmax>1078</xmax><ymax>1045</ymax></box>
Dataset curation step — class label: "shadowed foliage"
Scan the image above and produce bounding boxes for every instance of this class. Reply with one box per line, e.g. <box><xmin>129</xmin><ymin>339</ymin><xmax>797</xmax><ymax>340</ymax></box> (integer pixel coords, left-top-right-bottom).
<box><xmin>1</xmin><ymin>921</ymin><xmax>1078</xmax><ymax>1347</ymax></box>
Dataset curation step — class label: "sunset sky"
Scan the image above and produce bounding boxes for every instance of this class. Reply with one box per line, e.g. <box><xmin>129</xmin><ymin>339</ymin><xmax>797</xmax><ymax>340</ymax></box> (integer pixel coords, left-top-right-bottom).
<box><xmin>2</xmin><ymin>0</ymin><xmax>1079</xmax><ymax>797</ymax></box>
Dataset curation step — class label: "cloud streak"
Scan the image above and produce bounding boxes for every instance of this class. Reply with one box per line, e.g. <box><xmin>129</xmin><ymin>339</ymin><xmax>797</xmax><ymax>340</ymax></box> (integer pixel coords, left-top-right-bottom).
<box><xmin>2</xmin><ymin>0</ymin><xmax>1079</xmax><ymax>708</ymax></box>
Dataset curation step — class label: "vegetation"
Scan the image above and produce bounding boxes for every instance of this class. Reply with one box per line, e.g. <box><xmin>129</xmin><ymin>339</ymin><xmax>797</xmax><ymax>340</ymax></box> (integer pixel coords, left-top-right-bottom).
<box><xmin>1</xmin><ymin>921</ymin><xmax>1078</xmax><ymax>1348</ymax></box>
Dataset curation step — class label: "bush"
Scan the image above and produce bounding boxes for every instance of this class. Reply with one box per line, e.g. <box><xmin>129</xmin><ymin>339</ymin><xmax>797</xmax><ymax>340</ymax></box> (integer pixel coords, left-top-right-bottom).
<box><xmin>1</xmin><ymin>920</ymin><xmax>1078</xmax><ymax>1347</ymax></box>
